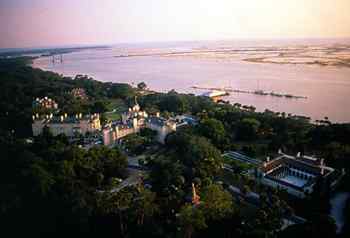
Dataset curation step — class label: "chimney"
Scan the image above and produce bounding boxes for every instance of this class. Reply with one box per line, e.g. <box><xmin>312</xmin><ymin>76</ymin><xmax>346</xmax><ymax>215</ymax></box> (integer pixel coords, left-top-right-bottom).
<box><xmin>266</xmin><ymin>156</ymin><xmax>270</xmax><ymax>162</ymax></box>
<box><xmin>297</xmin><ymin>152</ymin><xmax>301</xmax><ymax>158</ymax></box>
<box><xmin>156</xmin><ymin>112</ymin><xmax>160</xmax><ymax>117</ymax></box>
<box><xmin>64</xmin><ymin>113</ymin><xmax>67</xmax><ymax>118</ymax></box>
<box><xmin>60</xmin><ymin>115</ymin><xmax>64</xmax><ymax>122</ymax></box>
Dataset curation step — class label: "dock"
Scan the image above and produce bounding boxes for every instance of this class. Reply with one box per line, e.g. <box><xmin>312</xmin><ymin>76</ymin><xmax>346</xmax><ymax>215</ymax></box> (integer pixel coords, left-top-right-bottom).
<box><xmin>192</xmin><ymin>86</ymin><xmax>307</xmax><ymax>99</ymax></box>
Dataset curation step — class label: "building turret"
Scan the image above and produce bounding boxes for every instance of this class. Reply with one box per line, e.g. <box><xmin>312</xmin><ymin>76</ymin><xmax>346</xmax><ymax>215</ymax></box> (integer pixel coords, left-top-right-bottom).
<box><xmin>132</xmin><ymin>96</ymin><xmax>140</xmax><ymax>112</ymax></box>
<box><xmin>133</xmin><ymin>117</ymin><xmax>139</xmax><ymax>130</ymax></box>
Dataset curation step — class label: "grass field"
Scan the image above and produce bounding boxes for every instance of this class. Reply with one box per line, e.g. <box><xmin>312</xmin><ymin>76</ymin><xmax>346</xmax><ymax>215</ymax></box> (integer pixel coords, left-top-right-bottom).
<box><xmin>104</xmin><ymin>99</ymin><xmax>128</xmax><ymax>121</ymax></box>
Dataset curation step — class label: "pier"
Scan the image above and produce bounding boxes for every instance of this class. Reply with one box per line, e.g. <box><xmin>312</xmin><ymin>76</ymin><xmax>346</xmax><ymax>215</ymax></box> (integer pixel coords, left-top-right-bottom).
<box><xmin>193</xmin><ymin>86</ymin><xmax>307</xmax><ymax>100</ymax></box>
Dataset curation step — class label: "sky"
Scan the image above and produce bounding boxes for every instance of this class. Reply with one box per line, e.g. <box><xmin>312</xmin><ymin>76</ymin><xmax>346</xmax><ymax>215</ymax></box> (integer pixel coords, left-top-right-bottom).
<box><xmin>1</xmin><ymin>0</ymin><xmax>350</xmax><ymax>48</ymax></box>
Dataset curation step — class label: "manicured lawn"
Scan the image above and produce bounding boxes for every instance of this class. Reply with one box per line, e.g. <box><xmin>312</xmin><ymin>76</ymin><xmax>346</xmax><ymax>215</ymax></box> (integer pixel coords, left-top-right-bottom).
<box><xmin>106</xmin><ymin>98</ymin><xmax>128</xmax><ymax>112</ymax></box>
<box><xmin>105</xmin><ymin>111</ymin><xmax>122</xmax><ymax>121</ymax></box>
<box><xmin>104</xmin><ymin>99</ymin><xmax>128</xmax><ymax>121</ymax></box>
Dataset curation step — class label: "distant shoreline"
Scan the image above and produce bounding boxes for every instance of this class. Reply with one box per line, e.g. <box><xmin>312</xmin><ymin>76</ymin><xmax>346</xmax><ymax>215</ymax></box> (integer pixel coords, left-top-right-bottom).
<box><xmin>0</xmin><ymin>45</ymin><xmax>110</xmax><ymax>58</ymax></box>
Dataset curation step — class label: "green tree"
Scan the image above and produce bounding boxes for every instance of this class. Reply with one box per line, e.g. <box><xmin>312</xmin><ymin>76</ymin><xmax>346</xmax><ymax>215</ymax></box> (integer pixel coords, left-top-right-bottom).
<box><xmin>198</xmin><ymin>118</ymin><xmax>226</xmax><ymax>147</ymax></box>
<box><xmin>149</xmin><ymin>156</ymin><xmax>185</xmax><ymax>194</ymax></box>
<box><xmin>132</xmin><ymin>188</ymin><xmax>159</xmax><ymax>225</ymax></box>
<box><xmin>236</xmin><ymin>118</ymin><xmax>261</xmax><ymax>141</ymax></box>
<box><xmin>123</xmin><ymin>134</ymin><xmax>147</xmax><ymax>155</ymax></box>
<box><xmin>140</xmin><ymin>127</ymin><xmax>157</xmax><ymax>143</ymax></box>
<box><xmin>178</xmin><ymin>204</ymin><xmax>207</xmax><ymax>238</ymax></box>
<box><xmin>109</xmin><ymin>83</ymin><xmax>135</xmax><ymax>99</ymax></box>
<box><xmin>185</xmin><ymin>136</ymin><xmax>223</xmax><ymax>179</ymax></box>
<box><xmin>92</xmin><ymin>100</ymin><xmax>109</xmax><ymax>113</ymax></box>
<box><xmin>166</xmin><ymin>132</ymin><xmax>223</xmax><ymax>179</ymax></box>
<box><xmin>97</xmin><ymin>188</ymin><xmax>133</xmax><ymax>237</ymax></box>
<box><xmin>200</xmin><ymin>184</ymin><xmax>234</xmax><ymax>221</ymax></box>
<box><xmin>137</xmin><ymin>82</ymin><xmax>147</xmax><ymax>90</ymax></box>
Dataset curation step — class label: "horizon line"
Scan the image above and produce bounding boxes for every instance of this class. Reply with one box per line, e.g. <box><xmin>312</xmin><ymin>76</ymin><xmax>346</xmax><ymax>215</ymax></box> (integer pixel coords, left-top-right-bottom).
<box><xmin>1</xmin><ymin>36</ymin><xmax>350</xmax><ymax>51</ymax></box>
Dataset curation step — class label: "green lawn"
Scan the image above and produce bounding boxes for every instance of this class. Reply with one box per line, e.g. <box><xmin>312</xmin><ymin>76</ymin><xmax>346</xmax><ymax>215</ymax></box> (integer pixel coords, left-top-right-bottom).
<box><xmin>106</xmin><ymin>98</ymin><xmax>128</xmax><ymax>112</ymax></box>
<box><xmin>104</xmin><ymin>99</ymin><xmax>128</xmax><ymax>121</ymax></box>
<box><xmin>105</xmin><ymin>112</ymin><xmax>122</xmax><ymax>121</ymax></box>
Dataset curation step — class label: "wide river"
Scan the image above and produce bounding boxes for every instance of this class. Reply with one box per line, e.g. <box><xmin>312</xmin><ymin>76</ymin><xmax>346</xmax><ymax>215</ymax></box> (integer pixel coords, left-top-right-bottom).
<box><xmin>33</xmin><ymin>39</ymin><xmax>350</xmax><ymax>122</ymax></box>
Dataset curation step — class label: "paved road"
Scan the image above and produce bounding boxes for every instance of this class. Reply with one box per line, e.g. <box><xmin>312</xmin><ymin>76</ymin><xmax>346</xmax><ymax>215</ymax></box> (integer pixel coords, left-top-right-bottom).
<box><xmin>97</xmin><ymin>155</ymin><xmax>146</xmax><ymax>194</ymax></box>
<box><xmin>110</xmin><ymin>168</ymin><xmax>144</xmax><ymax>193</ymax></box>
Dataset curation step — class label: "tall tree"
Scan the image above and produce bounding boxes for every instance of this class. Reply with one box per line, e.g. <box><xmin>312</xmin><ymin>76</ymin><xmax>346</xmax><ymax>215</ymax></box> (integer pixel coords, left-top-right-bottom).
<box><xmin>132</xmin><ymin>188</ymin><xmax>159</xmax><ymax>225</ymax></box>
<box><xmin>178</xmin><ymin>204</ymin><xmax>207</xmax><ymax>238</ymax></box>
<box><xmin>200</xmin><ymin>184</ymin><xmax>234</xmax><ymax>221</ymax></box>
<box><xmin>97</xmin><ymin>188</ymin><xmax>133</xmax><ymax>237</ymax></box>
<box><xmin>236</xmin><ymin>118</ymin><xmax>261</xmax><ymax>141</ymax></box>
<box><xmin>137</xmin><ymin>82</ymin><xmax>147</xmax><ymax>90</ymax></box>
<box><xmin>198</xmin><ymin>118</ymin><xmax>226</xmax><ymax>148</ymax></box>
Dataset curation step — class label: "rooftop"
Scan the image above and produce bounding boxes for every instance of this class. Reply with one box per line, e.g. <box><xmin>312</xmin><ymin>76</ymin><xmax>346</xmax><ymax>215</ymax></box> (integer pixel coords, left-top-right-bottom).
<box><xmin>261</xmin><ymin>153</ymin><xmax>333</xmax><ymax>175</ymax></box>
<box><xmin>34</xmin><ymin>113</ymin><xmax>99</xmax><ymax>124</ymax></box>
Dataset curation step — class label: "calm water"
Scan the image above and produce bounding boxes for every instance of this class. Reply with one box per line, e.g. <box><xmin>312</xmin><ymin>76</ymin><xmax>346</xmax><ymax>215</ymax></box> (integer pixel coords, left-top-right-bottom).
<box><xmin>33</xmin><ymin>39</ymin><xmax>350</xmax><ymax>122</ymax></box>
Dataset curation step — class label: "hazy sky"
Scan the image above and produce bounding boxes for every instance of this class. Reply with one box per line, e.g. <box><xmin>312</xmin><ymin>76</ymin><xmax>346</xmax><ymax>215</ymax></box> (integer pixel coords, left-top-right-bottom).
<box><xmin>1</xmin><ymin>0</ymin><xmax>350</xmax><ymax>48</ymax></box>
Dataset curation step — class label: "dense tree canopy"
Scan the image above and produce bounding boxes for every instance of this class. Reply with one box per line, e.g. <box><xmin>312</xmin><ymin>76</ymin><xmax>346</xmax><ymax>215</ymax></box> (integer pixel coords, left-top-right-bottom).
<box><xmin>166</xmin><ymin>131</ymin><xmax>223</xmax><ymax>179</ymax></box>
<box><xmin>0</xmin><ymin>131</ymin><xmax>128</xmax><ymax>237</ymax></box>
<box><xmin>197</xmin><ymin>118</ymin><xmax>226</xmax><ymax>148</ymax></box>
